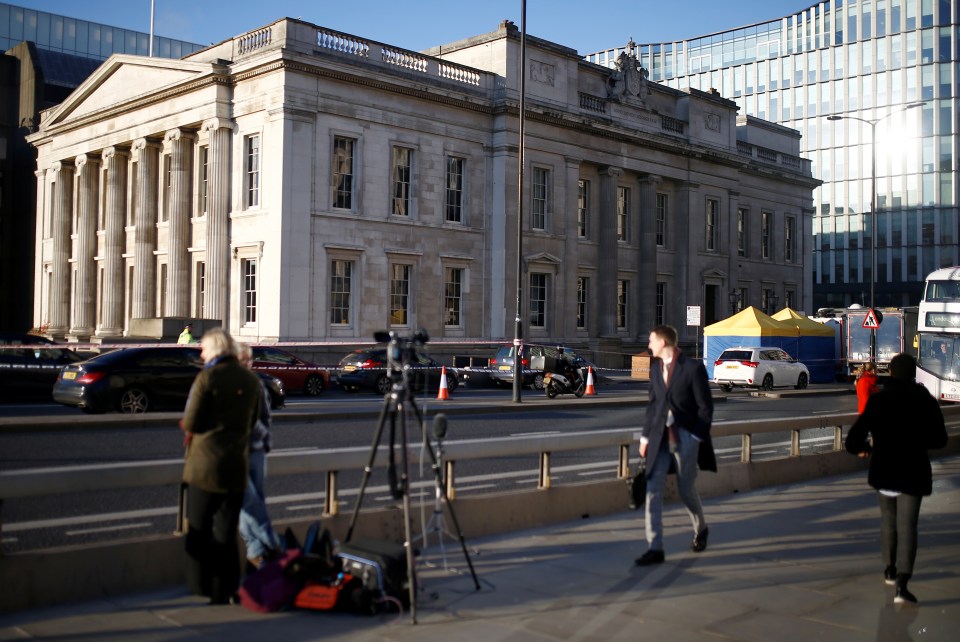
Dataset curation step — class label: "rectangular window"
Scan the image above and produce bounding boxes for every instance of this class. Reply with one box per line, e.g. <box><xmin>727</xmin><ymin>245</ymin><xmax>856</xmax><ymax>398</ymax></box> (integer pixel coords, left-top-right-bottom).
<box><xmin>532</xmin><ymin>167</ymin><xmax>549</xmax><ymax>230</ymax></box>
<box><xmin>199</xmin><ymin>145</ymin><xmax>208</xmax><ymax>215</ymax></box>
<box><xmin>389</xmin><ymin>264</ymin><xmax>410</xmax><ymax>326</ymax></box>
<box><xmin>242</xmin><ymin>258</ymin><xmax>257</xmax><ymax>324</ymax></box>
<box><xmin>737</xmin><ymin>208</ymin><xmax>749</xmax><ymax>256</ymax></box>
<box><xmin>761</xmin><ymin>211</ymin><xmax>772</xmax><ymax>259</ymax></box>
<box><xmin>529</xmin><ymin>272</ymin><xmax>547</xmax><ymax>328</ymax></box>
<box><xmin>445</xmin><ymin>156</ymin><xmax>464</xmax><ymax>223</ymax></box>
<box><xmin>655</xmin><ymin>282</ymin><xmax>666</xmax><ymax>326</ymax></box>
<box><xmin>761</xmin><ymin>287</ymin><xmax>776</xmax><ymax>314</ymax></box>
<box><xmin>617</xmin><ymin>186</ymin><xmax>631</xmax><ymax>242</ymax></box>
<box><xmin>705</xmin><ymin>198</ymin><xmax>720</xmax><ymax>251</ymax></box>
<box><xmin>785</xmin><ymin>289</ymin><xmax>796</xmax><ymax>310</ymax></box>
<box><xmin>785</xmin><ymin>216</ymin><xmax>797</xmax><ymax>262</ymax></box>
<box><xmin>656</xmin><ymin>193</ymin><xmax>667</xmax><ymax>246</ymax></box>
<box><xmin>195</xmin><ymin>261</ymin><xmax>205</xmax><ymax>318</ymax></box>
<box><xmin>391</xmin><ymin>147</ymin><xmax>412</xmax><ymax>216</ymax></box>
<box><xmin>616</xmin><ymin>280</ymin><xmax>629</xmax><ymax>329</ymax></box>
<box><xmin>577</xmin><ymin>179</ymin><xmax>590</xmax><ymax>238</ymax></box>
<box><xmin>245</xmin><ymin>135</ymin><xmax>260</xmax><ymax>208</ymax></box>
<box><xmin>332</xmin><ymin>136</ymin><xmax>355</xmax><ymax>209</ymax></box>
<box><xmin>330</xmin><ymin>259</ymin><xmax>352</xmax><ymax>325</ymax></box>
<box><xmin>576</xmin><ymin>277</ymin><xmax>588</xmax><ymax>329</ymax></box>
<box><xmin>444</xmin><ymin>267</ymin><xmax>463</xmax><ymax>327</ymax></box>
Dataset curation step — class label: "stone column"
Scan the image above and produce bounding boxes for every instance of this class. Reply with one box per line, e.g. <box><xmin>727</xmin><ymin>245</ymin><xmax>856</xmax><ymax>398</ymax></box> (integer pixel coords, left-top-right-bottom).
<box><xmin>165</xmin><ymin>128</ymin><xmax>196</xmax><ymax>317</ymax></box>
<box><xmin>48</xmin><ymin>161</ymin><xmax>74</xmax><ymax>338</ymax></box>
<box><xmin>33</xmin><ymin>169</ymin><xmax>47</xmax><ymax>330</ymax></box>
<box><xmin>637</xmin><ymin>174</ymin><xmax>661</xmax><ymax>334</ymax></box>
<box><xmin>202</xmin><ymin>118</ymin><xmax>234</xmax><ymax>324</ymax></box>
<box><xmin>70</xmin><ymin>154</ymin><xmax>101</xmax><ymax>339</ymax></box>
<box><xmin>132</xmin><ymin>138</ymin><xmax>161</xmax><ymax>320</ymax></box>
<box><xmin>673</xmin><ymin>182</ymin><xmax>698</xmax><ymax>342</ymax></box>
<box><xmin>99</xmin><ymin>146</ymin><xmax>129</xmax><ymax>337</ymax></box>
<box><xmin>597</xmin><ymin>166</ymin><xmax>622</xmax><ymax>336</ymax></box>
<box><xmin>562</xmin><ymin>157</ymin><xmax>581</xmax><ymax>338</ymax></box>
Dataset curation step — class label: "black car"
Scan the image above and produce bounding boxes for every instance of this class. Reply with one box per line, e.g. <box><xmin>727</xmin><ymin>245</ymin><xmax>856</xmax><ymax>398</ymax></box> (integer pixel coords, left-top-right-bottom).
<box><xmin>336</xmin><ymin>348</ymin><xmax>458</xmax><ymax>395</ymax></box>
<box><xmin>53</xmin><ymin>346</ymin><xmax>284</xmax><ymax>413</ymax></box>
<box><xmin>0</xmin><ymin>333</ymin><xmax>85</xmax><ymax>402</ymax></box>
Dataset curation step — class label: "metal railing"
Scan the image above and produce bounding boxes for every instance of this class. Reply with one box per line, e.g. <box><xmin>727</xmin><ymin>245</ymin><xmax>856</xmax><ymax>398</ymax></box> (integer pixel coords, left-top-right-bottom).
<box><xmin>3</xmin><ymin>407</ymin><xmax>958</xmax><ymax>546</ymax></box>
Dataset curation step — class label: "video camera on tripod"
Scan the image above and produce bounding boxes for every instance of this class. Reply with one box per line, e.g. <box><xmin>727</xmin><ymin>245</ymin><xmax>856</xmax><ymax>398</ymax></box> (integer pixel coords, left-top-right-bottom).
<box><xmin>374</xmin><ymin>329</ymin><xmax>429</xmax><ymax>386</ymax></box>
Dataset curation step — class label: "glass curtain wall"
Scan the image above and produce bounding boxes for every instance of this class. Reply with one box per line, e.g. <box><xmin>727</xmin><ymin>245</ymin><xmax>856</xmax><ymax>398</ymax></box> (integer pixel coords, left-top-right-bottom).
<box><xmin>587</xmin><ymin>0</ymin><xmax>958</xmax><ymax>309</ymax></box>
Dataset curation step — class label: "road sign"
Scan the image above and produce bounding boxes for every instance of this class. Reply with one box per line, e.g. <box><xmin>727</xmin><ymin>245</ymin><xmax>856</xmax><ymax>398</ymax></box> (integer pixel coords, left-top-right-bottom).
<box><xmin>862</xmin><ymin>308</ymin><xmax>883</xmax><ymax>329</ymax></box>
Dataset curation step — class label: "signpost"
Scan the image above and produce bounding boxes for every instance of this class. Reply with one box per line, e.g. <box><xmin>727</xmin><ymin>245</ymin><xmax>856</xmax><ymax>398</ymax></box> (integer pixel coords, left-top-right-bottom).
<box><xmin>687</xmin><ymin>305</ymin><xmax>702</xmax><ymax>359</ymax></box>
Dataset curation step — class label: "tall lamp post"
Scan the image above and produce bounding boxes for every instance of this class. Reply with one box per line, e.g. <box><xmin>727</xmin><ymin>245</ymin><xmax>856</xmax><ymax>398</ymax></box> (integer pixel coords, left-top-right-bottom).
<box><xmin>512</xmin><ymin>0</ymin><xmax>527</xmax><ymax>403</ymax></box>
<box><xmin>826</xmin><ymin>101</ymin><xmax>924</xmax><ymax>365</ymax></box>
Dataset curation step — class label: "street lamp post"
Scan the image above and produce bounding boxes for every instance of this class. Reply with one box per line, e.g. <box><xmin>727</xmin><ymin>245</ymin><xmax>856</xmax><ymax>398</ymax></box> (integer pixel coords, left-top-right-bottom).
<box><xmin>826</xmin><ymin>101</ymin><xmax>924</xmax><ymax>365</ymax></box>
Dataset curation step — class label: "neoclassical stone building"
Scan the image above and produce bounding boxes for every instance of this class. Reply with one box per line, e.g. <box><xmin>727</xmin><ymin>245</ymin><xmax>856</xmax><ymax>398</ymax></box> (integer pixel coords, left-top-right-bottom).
<box><xmin>29</xmin><ymin>19</ymin><xmax>818</xmax><ymax>354</ymax></box>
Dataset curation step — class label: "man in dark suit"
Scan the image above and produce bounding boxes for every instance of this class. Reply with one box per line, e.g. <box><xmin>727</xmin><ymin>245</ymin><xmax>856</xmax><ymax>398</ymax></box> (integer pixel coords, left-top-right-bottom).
<box><xmin>635</xmin><ymin>324</ymin><xmax>716</xmax><ymax>566</ymax></box>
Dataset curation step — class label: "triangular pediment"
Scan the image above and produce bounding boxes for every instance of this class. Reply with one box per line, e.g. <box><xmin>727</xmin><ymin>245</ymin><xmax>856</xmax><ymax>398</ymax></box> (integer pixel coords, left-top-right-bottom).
<box><xmin>43</xmin><ymin>54</ymin><xmax>213</xmax><ymax>127</ymax></box>
<box><xmin>525</xmin><ymin>252</ymin><xmax>561</xmax><ymax>265</ymax></box>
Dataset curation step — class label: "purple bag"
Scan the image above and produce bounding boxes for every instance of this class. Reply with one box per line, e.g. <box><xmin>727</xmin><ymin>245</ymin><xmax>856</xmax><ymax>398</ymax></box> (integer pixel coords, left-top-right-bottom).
<box><xmin>238</xmin><ymin>549</ymin><xmax>304</xmax><ymax>613</ymax></box>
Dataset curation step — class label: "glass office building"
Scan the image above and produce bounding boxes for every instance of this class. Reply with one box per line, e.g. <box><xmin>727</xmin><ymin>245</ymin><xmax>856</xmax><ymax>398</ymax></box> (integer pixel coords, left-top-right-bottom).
<box><xmin>588</xmin><ymin>0</ymin><xmax>957</xmax><ymax>309</ymax></box>
<box><xmin>0</xmin><ymin>2</ymin><xmax>202</xmax><ymax>60</ymax></box>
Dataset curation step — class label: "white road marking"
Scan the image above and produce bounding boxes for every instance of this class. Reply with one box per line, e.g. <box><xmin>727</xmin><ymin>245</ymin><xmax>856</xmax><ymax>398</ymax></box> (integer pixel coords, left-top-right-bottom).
<box><xmin>66</xmin><ymin>522</ymin><xmax>152</xmax><ymax>536</ymax></box>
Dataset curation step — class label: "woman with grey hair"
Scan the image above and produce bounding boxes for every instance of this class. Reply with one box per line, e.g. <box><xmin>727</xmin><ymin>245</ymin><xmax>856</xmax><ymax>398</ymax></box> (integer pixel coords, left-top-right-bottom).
<box><xmin>846</xmin><ymin>353</ymin><xmax>947</xmax><ymax>606</ymax></box>
<box><xmin>181</xmin><ymin>327</ymin><xmax>263</xmax><ymax>604</ymax></box>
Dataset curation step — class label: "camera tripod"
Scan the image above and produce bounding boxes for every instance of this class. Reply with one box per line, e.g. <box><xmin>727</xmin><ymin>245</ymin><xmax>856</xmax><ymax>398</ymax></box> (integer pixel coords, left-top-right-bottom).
<box><xmin>345</xmin><ymin>331</ymin><xmax>479</xmax><ymax>624</ymax></box>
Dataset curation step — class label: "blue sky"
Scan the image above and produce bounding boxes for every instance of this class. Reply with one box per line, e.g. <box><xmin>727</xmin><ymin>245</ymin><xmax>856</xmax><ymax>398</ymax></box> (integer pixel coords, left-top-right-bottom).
<box><xmin>24</xmin><ymin>0</ymin><xmax>813</xmax><ymax>55</ymax></box>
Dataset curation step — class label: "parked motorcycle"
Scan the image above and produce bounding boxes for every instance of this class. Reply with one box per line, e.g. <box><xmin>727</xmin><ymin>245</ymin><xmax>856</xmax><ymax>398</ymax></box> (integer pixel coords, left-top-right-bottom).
<box><xmin>543</xmin><ymin>367</ymin><xmax>586</xmax><ymax>398</ymax></box>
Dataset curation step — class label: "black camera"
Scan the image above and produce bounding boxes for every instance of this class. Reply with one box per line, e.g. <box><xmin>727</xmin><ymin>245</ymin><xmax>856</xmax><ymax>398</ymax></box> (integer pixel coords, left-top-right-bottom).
<box><xmin>374</xmin><ymin>329</ymin><xmax>429</xmax><ymax>374</ymax></box>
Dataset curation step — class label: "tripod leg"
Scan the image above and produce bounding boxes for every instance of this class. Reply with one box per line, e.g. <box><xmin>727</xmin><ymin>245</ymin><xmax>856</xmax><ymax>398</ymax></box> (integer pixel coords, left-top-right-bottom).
<box><xmin>397</xmin><ymin>403</ymin><xmax>418</xmax><ymax>623</ymax></box>
<box><xmin>413</xmin><ymin>407</ymin><xmax>481</xmax><ymax>592</ymax></box>
<box><xmin>345</xmin><ymin>395</ymin><xmax>393</xmax><ymax>543</ymax></box>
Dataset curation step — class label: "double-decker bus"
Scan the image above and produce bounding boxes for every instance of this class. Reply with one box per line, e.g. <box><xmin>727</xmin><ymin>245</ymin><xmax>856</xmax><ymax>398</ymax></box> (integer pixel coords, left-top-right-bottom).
<box><xmin>916</xmin><ymin>266</ymin><xmax>960</xmax><ymax>402</ymax></box>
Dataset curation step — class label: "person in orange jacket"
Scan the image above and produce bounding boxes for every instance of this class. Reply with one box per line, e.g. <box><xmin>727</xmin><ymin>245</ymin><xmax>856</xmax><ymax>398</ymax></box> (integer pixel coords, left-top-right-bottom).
<box><xmin>856</xmin><ymin>362</ymin><xmax>879</xmax><ymax>414</ymax></box>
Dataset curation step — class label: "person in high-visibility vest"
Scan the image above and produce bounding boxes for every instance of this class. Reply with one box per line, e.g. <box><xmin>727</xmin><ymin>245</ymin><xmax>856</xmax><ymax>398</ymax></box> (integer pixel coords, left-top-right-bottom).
<box><xmin>178</xmin><ymin>324</ymin><xmax>196</xmax><ymax>344</ymax></box>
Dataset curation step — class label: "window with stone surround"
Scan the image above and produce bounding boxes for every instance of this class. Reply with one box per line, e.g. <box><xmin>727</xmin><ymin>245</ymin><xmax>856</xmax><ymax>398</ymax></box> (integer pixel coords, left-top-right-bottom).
<box><xmin>392</xmin><ymin>147</ymin><xmax>413</xmax><ymax>216</ymax></box>
<box><xmin>532</xmin><ymin>167</ymin><xmax>549</xmax><ymax>230</ymax></box>
<box><xmin>617</xmin><ymin>186</ymin><xmax>631</xmax><ymax>242</ymax></box>
<box><xmin>738</xmin><ymin>207</ymin><xmax>749</xmax><ymax>257</ymax></box>
<box><xmin>761</xmin><ymin>210</ymin><xmax>773</xmax><ymax>259</ymax></box>
<box><xmin>245</xmin><ymin>135</ymin><xmax>260</xmax><ymax>209</ymax></box>
<box><xmin>617</xmin><ymin>279</ymin><xmax>629</xmax><ymax>329</ymax></box>
<box><xmin>242</xmin><ymin>258</ymin><xmax>257</xmax><ymax>325</ymax></box>
<box><xmin>444</xmin><ymin>266</ymin><xmax>463</xmax><ymax>327</ymax></box>
<box><xmin>332</xmin><ymin>136</ymin><xmax>355</xmax><ymax>210</ymax></box>
<box><xmin>577</xmin><ymin>180</ymin><xmax>590</xmax><ymax>238</ymax></box>
<box><xmin>785</xmin><ymin>215</ymin><xmax>797</xmax><ymax>262</ymax></box>
<box><xmin>706</xmin><ymin>197</ymin><xmax>720</xmax><ymax>251</ymax></box>
<box><xmin>656</xmin><ymin>193</ymin><xmax>667</xmax><ymax>246</ymax></box>
<box><xmin>445</xmin><ymin>156</ymin><xmax>464</xmax><ymax>223</ymax></box>
<box><xmin>390</xmin><ymin>263</ymin><xmax>411</xmax><ymax>326</ymax></box>
<box><xmin>577</xmin><ymin>276</ymin><xmax>588</xmax><ymax>329</ymax></box>
<box><xmin>656</xmin><ymin>282</ymin><xmax>666</xmax><ymax>325</ymax></box>
<box><xmin>330</xmin><ymin>259</ymin><xmax>353</xmax><ymax>325</ymax></box>
<box><xmin>529</xmin><ymin>272</ymin><xmax>548</xmax><ymax>328</ymax></box>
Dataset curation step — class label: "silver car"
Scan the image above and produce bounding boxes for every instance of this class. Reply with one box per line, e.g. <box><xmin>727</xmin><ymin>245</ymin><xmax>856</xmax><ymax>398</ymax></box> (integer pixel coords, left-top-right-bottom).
<box><xmin>713</xmin><ymin>346</ymin><xmax>810</xmax><ymax>392</ymax></box>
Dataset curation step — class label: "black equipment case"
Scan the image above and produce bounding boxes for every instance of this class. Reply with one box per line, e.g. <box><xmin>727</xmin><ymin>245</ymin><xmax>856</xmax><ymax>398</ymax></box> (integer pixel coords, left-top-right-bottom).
<box><xmin>337</xmin><ymin>538</ymin><xmax>409</xmax><ymax>606</ymax></box>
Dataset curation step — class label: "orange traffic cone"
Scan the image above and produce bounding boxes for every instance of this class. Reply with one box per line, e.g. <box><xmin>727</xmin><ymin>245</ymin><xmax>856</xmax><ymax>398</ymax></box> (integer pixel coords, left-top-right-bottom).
<box><xmin>584</xmin><ymin>366</ymin><xmax>597</xmax><ymax>396</ymax></box>
<box><xmin>437</xmin><ymin>366</ymin><xmax>450</xmax><ymax>400</ymax></box>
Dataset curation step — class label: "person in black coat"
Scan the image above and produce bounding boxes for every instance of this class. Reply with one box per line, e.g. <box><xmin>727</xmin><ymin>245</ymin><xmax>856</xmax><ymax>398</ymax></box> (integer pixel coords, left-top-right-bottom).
<box><xmin>846</xmin><ymin>353</ymin><xmax>947</xmax><ymax>606</ymax></box>
<box><xmin>635</xmin><ymin>325</ymin><xmax>716</xmax><ymax>566</ymax></box>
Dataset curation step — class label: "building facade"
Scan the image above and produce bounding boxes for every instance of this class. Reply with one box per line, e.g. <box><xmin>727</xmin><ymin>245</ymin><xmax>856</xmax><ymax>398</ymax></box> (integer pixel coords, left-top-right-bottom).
<box><xmin>0</xmin><ymin>2</ymin><xmax>201</xmax><ymax>333</ymax></box>
<box><xmin>588</xmin><ymin>0</ymin><xmax>958</xmax><ymax>309</ymax></box>
<box><xmin>28</xmin><ymin>19</ymin><xmax>817</xmax><ymax>356</ymax></box>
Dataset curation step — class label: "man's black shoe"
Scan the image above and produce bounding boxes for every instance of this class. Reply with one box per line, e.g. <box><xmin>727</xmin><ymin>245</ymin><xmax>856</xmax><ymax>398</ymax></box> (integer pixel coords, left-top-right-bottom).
<box><xmin>884</xmin><ymin>565</ymin><xmax>897</xmax><ymax>585</ymax></box>
<box><xmin>691</xmin><ymin>526</ymin><xmax>709</xmax><ymax>553</ymax></box>
<box><xmin>634</xmin><ymin>549</ymin><xmax>665</xmax><ymax>566</ymax></box>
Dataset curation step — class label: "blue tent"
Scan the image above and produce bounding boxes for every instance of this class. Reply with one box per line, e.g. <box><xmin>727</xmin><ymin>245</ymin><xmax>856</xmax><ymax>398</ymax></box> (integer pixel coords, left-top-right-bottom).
<box><xmin>703</xmin><ymin>307</ymin><xmax>837</xmax><ymax>383</ymax></box>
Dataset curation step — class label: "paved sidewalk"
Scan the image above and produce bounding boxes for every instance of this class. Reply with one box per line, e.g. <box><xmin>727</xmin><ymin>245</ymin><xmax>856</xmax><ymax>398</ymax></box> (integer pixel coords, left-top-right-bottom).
<box><xmin>2</xmin><ymin>456</ymin><xmax>957</xmax><ymax>642</ymax></box>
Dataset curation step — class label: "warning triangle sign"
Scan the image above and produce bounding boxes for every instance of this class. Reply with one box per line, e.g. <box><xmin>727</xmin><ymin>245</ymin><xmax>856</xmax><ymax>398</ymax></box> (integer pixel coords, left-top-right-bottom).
<box><xmin>862</xmin><ymin>308</ymin><xmax>882</xmax><ymax>330</ymax></box>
